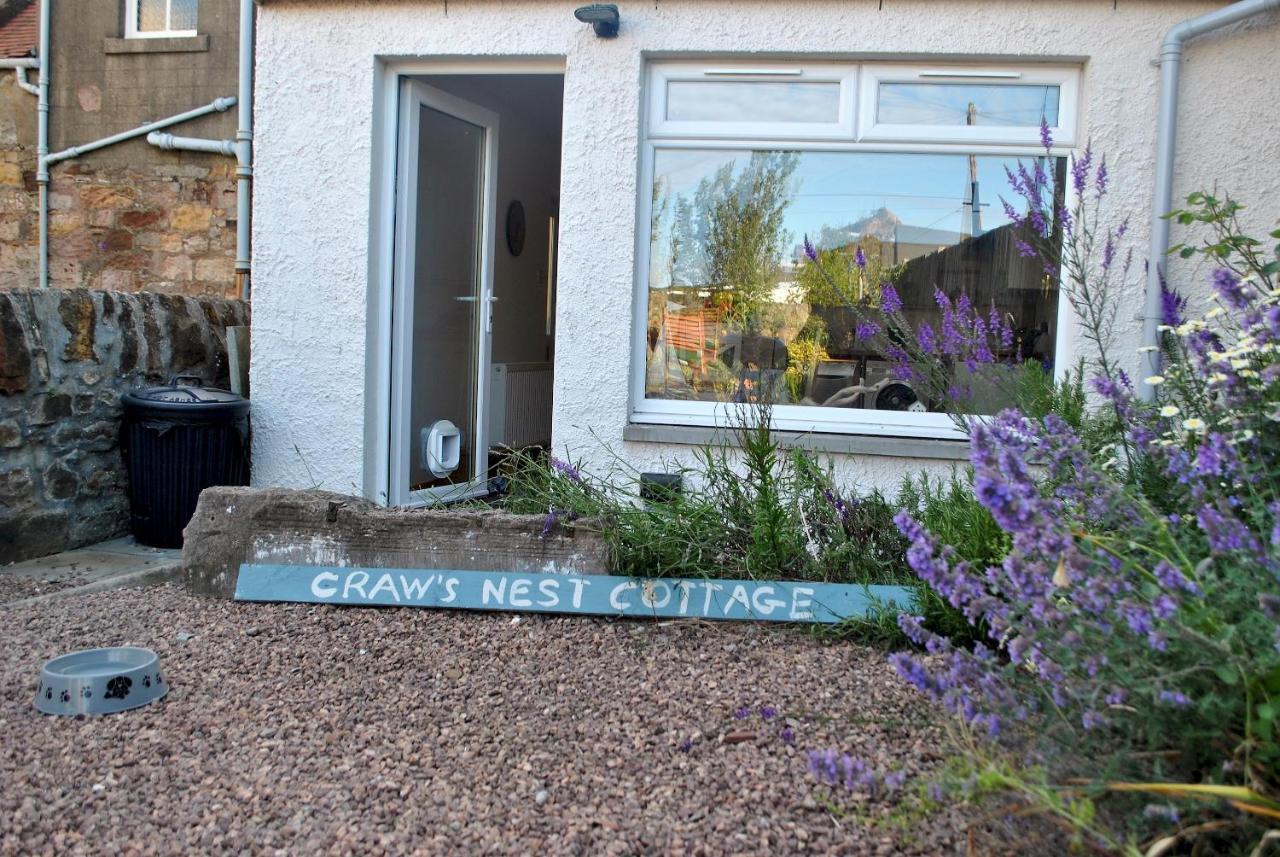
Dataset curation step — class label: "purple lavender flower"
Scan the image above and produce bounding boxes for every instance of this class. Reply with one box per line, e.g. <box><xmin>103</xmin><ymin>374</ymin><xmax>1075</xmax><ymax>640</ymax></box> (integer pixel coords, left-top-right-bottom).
<box><xmin>880</xmin><ymin>283</ymin><xmax>902</xmax><ymax>314</ymax></box>
<box><xmin>803</xmin><ymin>234</ymin><xmax>818</xmax><ymax>262</ymax></box>
<box><xmin>854</xmin><ymin>320</ymin><xmax>880</xmax><ymax>341</ymax></box>
<box><xmin>824</xmin><ymin>488</ymin><xmax>852</xmax><ymax>524</ymax></box>
<box><xmin>1212</xmin><ymin>268</ymin><xmax>1249</xmax><ymax>311</ymax></box>
<box><xmin>1071</xmin><ymin>143</ymin><xmax>1092</xmax><ymax>195</ymax></box>
<box><xmin>677</xmin><ymin>738</ymin><xmax>693</xmax><ymax>753</ymax></box>
<box><xmin>917</xmin><ymin>324</ymin><xmax>938</xmax><ymax>355</ymax></box>
<box><xmin>540</xmin><ymin>508</ymin><xmax>560</xmax><ymax>536</ymax></box>
<box><xmin>1158</xmin><ymin>690</ymin><xmax>1191</xmax><ymax>707</ymax></box>
<box><xmin>1160</xmin><ymin>280</ymin><xmax>1187</xmax><ymax>327</ymax></box>
<box><xmin>1039</xmin><ymin>118</ymin><xmax>1054</xmax><ymax>152</ymax></box>
<box><xmin>854</xmin><ymin>245</ymin><xmax>867</xmax><ymax>270</ymax></box>
<box><xmin>550</xmin><ymin>457</ymin><xmax>584</xmax><ymax>483</ymax></box>
<box><xmin>760</xmin><ymin>705</ymin><xmax>777</xmax><ymax>721</ymax></box>
<box><xmin>733</xmin><ymin>706</ymin><xmax>751</xmax><ymax>720</ymax></box>
<box><xmin>779</xmin><ymin>725</ymin><xmax>795</xmax><ymax>745</ymax></box>
<box><xmin>1095</xmin><ymin>155</ymin><xmax>1108</xmax><ymax>195</ymax></box>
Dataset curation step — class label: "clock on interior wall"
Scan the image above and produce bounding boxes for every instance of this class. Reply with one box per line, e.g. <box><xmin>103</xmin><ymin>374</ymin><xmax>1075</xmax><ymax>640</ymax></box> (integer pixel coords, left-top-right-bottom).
<box><xmin>505</xmin><ymin>200</ymin><xmax>526</xmax><ymax>256</ymax></box>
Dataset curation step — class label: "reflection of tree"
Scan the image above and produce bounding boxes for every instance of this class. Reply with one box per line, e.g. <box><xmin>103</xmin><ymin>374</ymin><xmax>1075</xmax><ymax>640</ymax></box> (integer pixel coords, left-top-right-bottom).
<box><xmin>671</xmin><ymin>152</ymin><xmax>798</xmax><ymax>326</ymax></box>
<box><xmin>794</xmin><ymin>236</ymin><xmax>904</xmax><ymax>309</ymax></box>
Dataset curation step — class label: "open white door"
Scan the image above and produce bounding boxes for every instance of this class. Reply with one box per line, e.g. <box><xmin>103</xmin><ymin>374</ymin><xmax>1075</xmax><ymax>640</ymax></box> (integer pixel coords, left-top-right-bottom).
<box><xmin>390</xmin><ymin>81</ymin><xmax>499</xmax><ymax>506</ymax></box>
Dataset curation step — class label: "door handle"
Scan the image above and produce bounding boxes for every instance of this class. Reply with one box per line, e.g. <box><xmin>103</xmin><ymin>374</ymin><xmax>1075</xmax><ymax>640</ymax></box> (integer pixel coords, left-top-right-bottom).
<box><xmin>454</xmin><ymin>296</ymin><xmax>478</xmax><ymax>302</ymax></box>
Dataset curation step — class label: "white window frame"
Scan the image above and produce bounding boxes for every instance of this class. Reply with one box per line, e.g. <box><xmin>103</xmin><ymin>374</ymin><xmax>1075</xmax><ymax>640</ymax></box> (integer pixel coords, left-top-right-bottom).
<box><xmin>632</xmin><ymin>59</ymin><xmax>1081</xmax><ymax>441</ymax></box>
<box><xmin>858</xmin><ymin>64</ymin><xmax>1080</xmax><ymax>147</ymax></box>
<box><xmin>647</xmin><ymin>62</ymin><xmax>859</xmax><ymax>142</ymax></box>
<box><xmin>124</xmin><ymin>0</ymin><xmax>198</xmax><ymax>39</ymax></box>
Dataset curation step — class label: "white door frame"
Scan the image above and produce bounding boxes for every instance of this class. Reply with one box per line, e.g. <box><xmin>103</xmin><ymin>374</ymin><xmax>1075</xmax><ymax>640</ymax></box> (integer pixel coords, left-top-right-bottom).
<box><xmin>389</xmin><ymin>79</ymin><xmax>500</xmax><ymax>507</ymax></box>
<box><xmin>366</xmin><ymin>59</ymin><xmax>566</xmax><ymax>508</ymax></box>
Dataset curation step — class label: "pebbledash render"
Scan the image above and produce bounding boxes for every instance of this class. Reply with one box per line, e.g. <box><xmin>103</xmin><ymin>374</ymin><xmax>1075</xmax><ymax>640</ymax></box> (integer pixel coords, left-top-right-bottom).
<box><xmin>247</xmin><ymin>0</ymin><xmax>1280</xmax><ymax>506</ymax></box>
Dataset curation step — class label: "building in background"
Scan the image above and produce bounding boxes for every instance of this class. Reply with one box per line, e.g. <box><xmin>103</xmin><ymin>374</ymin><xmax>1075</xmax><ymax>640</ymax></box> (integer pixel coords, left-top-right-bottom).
<box><xmin>0</xmin><ymin>0</ymin><xmax>242</xmax><ymax>297</ymax></box>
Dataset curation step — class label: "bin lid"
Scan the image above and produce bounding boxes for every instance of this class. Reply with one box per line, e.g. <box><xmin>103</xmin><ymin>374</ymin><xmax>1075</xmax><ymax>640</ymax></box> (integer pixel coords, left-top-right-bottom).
<box><xmin>123</xmin><ymin>378</ymin><xmax>249</xmax><ymax>418</ymax></box>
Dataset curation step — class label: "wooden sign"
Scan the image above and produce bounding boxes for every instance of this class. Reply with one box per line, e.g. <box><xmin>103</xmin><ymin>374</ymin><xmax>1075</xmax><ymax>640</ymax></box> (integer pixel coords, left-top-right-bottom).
<box><xmin>235</xmin><ymin>564</ymin><xmax>913</xmax><ymax>625</ymax></box>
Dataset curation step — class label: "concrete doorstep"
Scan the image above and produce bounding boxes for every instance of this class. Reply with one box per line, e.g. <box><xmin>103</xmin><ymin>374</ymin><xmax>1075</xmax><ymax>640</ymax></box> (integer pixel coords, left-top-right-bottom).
<box><xmin>0</xmin><ymin>536</ymin><xmax>183</xmax><ymax>609</ymax></box>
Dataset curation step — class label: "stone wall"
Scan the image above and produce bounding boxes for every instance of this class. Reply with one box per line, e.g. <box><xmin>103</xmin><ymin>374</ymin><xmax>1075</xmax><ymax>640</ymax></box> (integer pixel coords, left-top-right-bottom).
<box><xmin>0</xmin><ymin>288</ymin><xmax>248</xmax><ymax>563</ymax></box>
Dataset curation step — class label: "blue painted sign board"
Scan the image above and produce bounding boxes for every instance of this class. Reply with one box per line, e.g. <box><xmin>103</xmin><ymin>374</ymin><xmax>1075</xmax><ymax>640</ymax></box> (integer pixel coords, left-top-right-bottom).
<box><xmin>235</xmin><ymin>564</ymin><xmax>913</xmax><ymax>625</ymax></box>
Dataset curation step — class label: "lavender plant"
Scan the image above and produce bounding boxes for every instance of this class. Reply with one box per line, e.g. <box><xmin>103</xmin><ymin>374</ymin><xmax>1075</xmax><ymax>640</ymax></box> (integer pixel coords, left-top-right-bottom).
<box><xmin>884</xmin><ymin>133</ymin><xmax>1280</xmax><ymax>851</ymax></box>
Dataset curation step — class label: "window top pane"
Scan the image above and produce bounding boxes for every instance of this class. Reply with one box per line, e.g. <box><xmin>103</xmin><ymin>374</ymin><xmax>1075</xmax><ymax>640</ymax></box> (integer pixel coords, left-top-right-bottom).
<box><xmin>170</xmin><ymin>0</ymin><xmax>198</xmax><ymax>31</ymax></box>
<box><xmin>877</xmin><ymin>82</ymin><xmax>1060</xmax><ymax>128</ymax></box>
<box><xmin>665</xmin><ymin>80</ymin><xmax>842</xmax><ymax>124</ymax></box>
<box><xmin>137</xmin><ymin>0</ymin><xmax>166</xmax><ymax>31</ymax></box>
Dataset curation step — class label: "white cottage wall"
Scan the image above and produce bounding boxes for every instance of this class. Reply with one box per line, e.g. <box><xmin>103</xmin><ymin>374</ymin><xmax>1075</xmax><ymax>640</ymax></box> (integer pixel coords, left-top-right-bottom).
<box><xmin>251</xmin><ymin>0</ymin><xmax>1280</xmax><ymax>498</ymax></box>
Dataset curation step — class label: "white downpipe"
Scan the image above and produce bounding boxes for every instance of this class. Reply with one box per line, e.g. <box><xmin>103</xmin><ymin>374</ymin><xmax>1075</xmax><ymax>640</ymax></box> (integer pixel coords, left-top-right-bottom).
<box><xmin>36</xmin><ymin>0</ymin><xmax>48</xmax><ymax>288</ymax></box>
<box><xmin>142</xmin><ymin>0</ymin><xmax>253</xmax><ymax>300</ymax></box>
<box><xmin>13</xmin><ymin>66</ymin><xmax>39</xmax><ymax>96</ymax></box>
<box><xmin>235</xmin><ymin>0</ymin><xmax>253</xmax><ymax>300</ymax></box>
<box><xmin>147</xmin><ymin>131</ymin><xmax>237</xmax><ymax>157</ymax></box>
<box><xmin>1140</xmin><ymin>0</ymin><xmax>1280</xmax><ymax>398</ymax></box>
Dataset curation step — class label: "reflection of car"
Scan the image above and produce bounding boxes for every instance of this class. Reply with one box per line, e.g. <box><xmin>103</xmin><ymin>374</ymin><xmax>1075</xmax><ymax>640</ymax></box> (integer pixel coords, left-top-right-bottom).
<box><xmin>803</xmin><ymin>358</ymin><xmax>925</xmax><ymax>411</ymax></box>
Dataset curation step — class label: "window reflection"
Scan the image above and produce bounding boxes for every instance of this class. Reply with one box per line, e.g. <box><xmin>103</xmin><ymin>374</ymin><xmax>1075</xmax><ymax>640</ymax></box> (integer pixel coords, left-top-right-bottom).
<box><xmin>645</xmin><ymin>149</ymin><xmax>1066</xmax><ymax>415</ymax></box>
<box><xmin>666</xmin><ymin>81</ymin><xmax>842</xmax><ymax>124</ymax></box>
<box><xmin>877</xmin><ymin>83</ymin><xmax>1060</xmax><ymax>128</ymax></box>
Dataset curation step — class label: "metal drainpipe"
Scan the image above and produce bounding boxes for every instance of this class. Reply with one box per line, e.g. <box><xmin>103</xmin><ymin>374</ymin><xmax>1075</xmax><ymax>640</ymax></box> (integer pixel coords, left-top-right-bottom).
<box><xmin>36</xmin><ymin>0</ymin><xmax>49</xmax><ymax>289</ymax></box>
<box><xmin>1140</xmin><ymin>0</ymin><xmax>1280</xmax><ymax>399</ymax></box>
<box><xmin>235</xmin><ymin>0</ymin><xmax>253</xmax><ymax>301</ymax></box>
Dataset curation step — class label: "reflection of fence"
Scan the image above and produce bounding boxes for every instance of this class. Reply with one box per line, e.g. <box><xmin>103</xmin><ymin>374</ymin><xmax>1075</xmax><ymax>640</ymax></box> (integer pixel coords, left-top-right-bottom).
<box><xmin>897</xmin><ymin>222</ymin><xmax>1054</xmax><ymax>324</ymax></box>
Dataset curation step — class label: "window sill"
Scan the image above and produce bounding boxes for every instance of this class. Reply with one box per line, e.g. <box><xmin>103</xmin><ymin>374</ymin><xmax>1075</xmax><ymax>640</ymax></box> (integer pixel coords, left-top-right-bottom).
<box><xmin>104</xmin><ymin>35</ymin><xmax>210</xmax><ymax>55</ymax></box>
<box><xmin>621</xmin><ymin>422</ymin><xmax>971</xmax><ymax>461</ymax></box>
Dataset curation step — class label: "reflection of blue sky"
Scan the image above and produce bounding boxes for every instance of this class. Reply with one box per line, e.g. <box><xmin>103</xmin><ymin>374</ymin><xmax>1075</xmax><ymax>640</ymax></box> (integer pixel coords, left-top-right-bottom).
<box><xmin>666</xmin><ymin>81</ymin><xmax>841</xmax><ymax>123</ymax></box>
<box><xmin>878</xmin><ymin>83</ymin><xmax>1059</xmax><ymax>127</ymax></box>
<box><xmin>653</xmin><ymin>149</ymin><xmax>1050</xmax><ymax>259</ymax></box>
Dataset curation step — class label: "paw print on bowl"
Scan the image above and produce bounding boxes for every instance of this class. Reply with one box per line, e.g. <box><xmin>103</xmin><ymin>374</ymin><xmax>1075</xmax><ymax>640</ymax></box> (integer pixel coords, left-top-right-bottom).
<box><xmin>104</xmin><ymin>676</ymin><xmax>132</xmax><ymax>700</ymax></box>
<box><xmin>59</xmin><ymin>690</ymin><xmax>70</xmax><ymax>703</ymax></box>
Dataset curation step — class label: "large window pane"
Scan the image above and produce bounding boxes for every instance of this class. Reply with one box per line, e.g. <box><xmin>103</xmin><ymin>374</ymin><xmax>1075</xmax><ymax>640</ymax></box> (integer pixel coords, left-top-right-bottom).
<box><xmin>878</xmin><ymin>83</ymin><xmax>1060</xmax><ymax>128</ymax></box>
<box><xmin>666</xmin><ymin>80</ymin><xmax>842</xmax><ymax>124</ymax></box>
<box><xmin>645</xmin><ymin>149</ymin><xmax>1066</xmax><ymax>415</ymax></box>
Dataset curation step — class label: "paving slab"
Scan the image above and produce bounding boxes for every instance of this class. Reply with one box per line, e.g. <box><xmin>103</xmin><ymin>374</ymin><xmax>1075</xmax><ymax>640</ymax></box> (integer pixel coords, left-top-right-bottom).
<box><xmin>1</xmin><ymin>537</ymin><xmax>181</xmax><ymax>608</ymax></box>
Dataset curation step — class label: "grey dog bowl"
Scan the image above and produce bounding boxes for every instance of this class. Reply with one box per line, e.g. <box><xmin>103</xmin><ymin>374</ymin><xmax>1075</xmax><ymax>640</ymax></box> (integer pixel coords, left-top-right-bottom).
<box><xmin>34</xmin><ymin>646</ymin><xmax>167</xmax><ymax>716</ymax></box>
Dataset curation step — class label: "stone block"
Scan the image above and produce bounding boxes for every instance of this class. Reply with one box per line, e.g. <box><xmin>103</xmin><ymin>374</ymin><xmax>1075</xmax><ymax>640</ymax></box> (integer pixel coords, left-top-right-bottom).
<box><xmin>0</xmin><ymin>509</ymin><xmax>70</xmax><ymax>563</ymax></box>
<box><xmin>42</xmin><ymin>464</ymin><xmax>78</xmax><ymax>501</ymax></box>
<box><xmin>169</xmin><ymin>204</ymin><xmax>212</xmax><ymax>232</ymax></box>
<box><xmin>0</xmin><ymin>162</ymin><xmax>22</xmax><ymax>186</ymax></box>
<box><xmin>182</xmin><ymin>487</ymin><xmax>612</xmax><ymax>599</ymax></box>
<box><xmin>0</xmin><ymin>293</ymin><xmax>31</xmax><ymax>394</ymax></box>
<box><xmin>120</xmin><ymin>209</ymin><xmax>162</xmax><ymax>229</ymax></box>
<box><xmin>193</xmin><ymin>258</ymin><xmax>227</xmax><ymax>282</ymax></box>
<box><xmin>159</xmin><ymin>255</ymin><xmax>193</xmax><ymax>281</ymax></box>
<box><xmin>28</xmin><ymin>392</ymin><xmax>72</xmax><ymax>426</ymax></box>
<box><xmin>0</xmin><ymin>466</ymin><xmax>34</xmax><ymax>509</ymax></box>
<box><xmin>100</xmin><ymin>268</ymin><xmax>137</xmax><ymax>292</ymax></box>
<box><xmin>81</xmin><ymin>185</ymin><xmax>136</xmax><ymax>209</ymax></box>
<box><xmin>59</xmin><ymin>290</ymin><xmax>97</xmax><ymax>362</ymax></box>
<box><xmin>0</xmin><ymin>419</ymin><xmax>20</xmax><ymax>448</ymax></box>
<box><xmin>52</xmin><ymin>419</ymin><xmax>118</xmax><ymax>451</ymax></box>
<box><xmin>73</xmin><ymin>393</ymin><xmax>97</xmax><ymax>414</ymax></box>
<box><xmin>48</xmin><ymin>213</ymin><xmax>83</xmax><ymax>237</ymax></box>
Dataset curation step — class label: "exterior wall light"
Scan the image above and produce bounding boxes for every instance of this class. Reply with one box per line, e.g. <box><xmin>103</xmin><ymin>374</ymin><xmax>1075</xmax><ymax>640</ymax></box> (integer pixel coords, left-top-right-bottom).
<box><xmin>574</xmin><ymin>4</ymin><xmax>620</xmax><ymax>38</ymax></box>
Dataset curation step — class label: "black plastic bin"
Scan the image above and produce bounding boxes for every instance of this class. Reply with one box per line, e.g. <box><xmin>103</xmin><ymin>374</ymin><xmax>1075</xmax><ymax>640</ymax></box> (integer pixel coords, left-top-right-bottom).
<box><xmin>121</xmin><ymin>379</ymin><xmax>250</xmax><ymax>548</ymax></box>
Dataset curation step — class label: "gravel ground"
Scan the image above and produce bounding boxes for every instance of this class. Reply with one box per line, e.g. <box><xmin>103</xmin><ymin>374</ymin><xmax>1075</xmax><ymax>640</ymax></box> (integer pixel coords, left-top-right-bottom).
<box><xmin>0</xmin><ymin>586</ymin><xmax>971</xmax><ymax>856</ymax></box>
<box><xmin>0</xmin><ymin>573</ymin><xmax>90</xmax><ymax>605</ymax></box>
